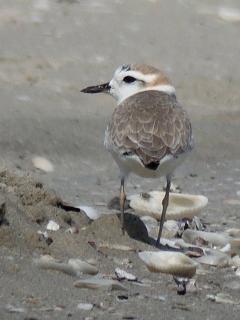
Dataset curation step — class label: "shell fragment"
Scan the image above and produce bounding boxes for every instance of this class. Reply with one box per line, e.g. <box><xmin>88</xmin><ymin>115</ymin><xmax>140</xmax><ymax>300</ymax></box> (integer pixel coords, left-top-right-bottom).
<box><xmin>138</xmin><ymin>251</ymin><xmax>197</xmax><ymax>278</ymax></box>
<box><xmin>129</xmin><ymin>191</ymin><xmax>208</xmax><ymax>220</ymax></box>
<box><xmin>115</xmin><ymin>268</ymin><xmax>137</xmax><ymax>281</ymax></box>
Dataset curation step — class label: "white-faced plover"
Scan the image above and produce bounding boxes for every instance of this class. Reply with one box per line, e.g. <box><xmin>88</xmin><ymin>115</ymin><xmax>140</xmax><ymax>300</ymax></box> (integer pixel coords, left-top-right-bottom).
<box><xmin>81</xmin><ymin>64</ymin><xmax>193</xmax><ymax>246</ymax></box>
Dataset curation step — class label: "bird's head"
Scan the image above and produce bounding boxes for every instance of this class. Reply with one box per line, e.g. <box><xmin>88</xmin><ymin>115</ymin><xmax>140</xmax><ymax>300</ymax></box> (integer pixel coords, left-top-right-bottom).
<box><xmin>81</xmin><ymin>64</ymin><xmax>176</xmax><ymax>104</ymax></box>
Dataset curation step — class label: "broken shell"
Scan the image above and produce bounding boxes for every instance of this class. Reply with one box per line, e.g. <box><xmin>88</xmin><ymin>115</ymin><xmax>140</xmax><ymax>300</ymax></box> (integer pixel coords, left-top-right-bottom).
<box><xmin>46</xmin><ymin>220</ymin><xmax>60</xmax><ymax>231</ymax></box>
<box><xmin>115</xmin><ymin>268</ymin><xmax>137</xmax><ymax>281</ymax></box>
<box><xmin>78</xmin><ymin>206</ymin><xmax>101</xmax><ymax>220</ymax></box>
<box><xmin>98</xmin><ymin>242</ymin><xmax>135</xmax><ymax>252</ymax></box>
<box><xmin>74</xmin><ymin>278</ymin><xmax>127</xmax><ymax>291</ymax></box>
<box><xmin>162</xmin><ymin>220</ymin><xmax>180</xmax><ymax>238</ymax></box>
<box><xmin>140</xmin><ymin>216</ymin><xmax>158</xmax><ymax>235</ymax></box>
<box><xmin>138</xmin><ymin>251</ymin><xmax>197</xmax><ymax>278</ymax></box>
<box><xmin>34</xmin><ymin>255</ymin><xmax>98</xmax><ymax>276</ymax></box>
<box><xmin>67</xmin><ymin>259</ymin><xmax>98</xmax><ymax>275</ymax></box>
<box><xmin>129</xmin><ymin>191</ymin><xmax>208</xmax><ymax>220</ymax></box>
<box><xmin>182</xmin><ymin>229</ymin><xmax>230</xmax><ymax>247</ymax></box>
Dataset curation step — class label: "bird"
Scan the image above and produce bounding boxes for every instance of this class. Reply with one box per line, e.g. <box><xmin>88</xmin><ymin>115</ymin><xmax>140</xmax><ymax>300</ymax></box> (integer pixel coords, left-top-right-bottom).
<box><xmin>81</xmin><ymin>64</ymin><xmax>193</xmax><ymax>246</ymax></box>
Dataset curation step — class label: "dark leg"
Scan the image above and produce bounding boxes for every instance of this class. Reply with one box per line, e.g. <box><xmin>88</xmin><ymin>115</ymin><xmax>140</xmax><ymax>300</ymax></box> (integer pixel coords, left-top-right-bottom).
<box><xmin>120</xmin><ymin>177</ymin><xmax>126</xmax><ymax>235</ymax></box>
<box><xmin>156</xmin><ymin>176</ymin><xmax>171</xmax><ymax>246</ymax></box>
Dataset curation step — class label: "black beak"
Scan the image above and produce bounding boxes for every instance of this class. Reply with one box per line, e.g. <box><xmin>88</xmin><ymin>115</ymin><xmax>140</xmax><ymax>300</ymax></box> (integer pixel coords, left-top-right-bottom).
<box><xmin>81</xmin><ymin>82</ymin><xmax>110</xmax><ymax>94</ymax></box>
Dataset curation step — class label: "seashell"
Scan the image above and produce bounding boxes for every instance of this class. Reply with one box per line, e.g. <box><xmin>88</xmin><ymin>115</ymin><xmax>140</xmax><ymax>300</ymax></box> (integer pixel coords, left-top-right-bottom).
<box><xmin>140</xmin><ymin>216</ymin><xmax>158</xmax><ymax>234</ymax></box>
<box><xmin>195</xmin><ymin>248</ymin><xmax>230</xmax><ymax>267</ymax></box>
<box><xmin>182</xmin><ymin>229</ymin><xmax>230</xmax><ymax>247</ymax></box>
<box><xmin>46</xmin><ymin>220</ymin><xmax>60</xmax><ymax>231</ymax></box>
<box><xmin>34</xmin><ymin>255</ymin><xmax>98</xmax><ymax>276</ymax></box>
<box><xmin>138</xmin><ymin>251</ymin><xmax>197</xmax><ymax>278</ymax></box>
<box><xmin>162</xmin><ymin>220</ymin><xmax>180</xmax><ymax>238</ymax></box>
<box><xmin>128</xmin><ymin>191</ymin><xmax>208</xmax><ymax>220</ymax></box>
<box><xmin>78</xmin><ymin>206</ymin><xmax>101</xmax><ymax>220</ymax></box>
<box><xmin>32</xmin><ymin>156</ymin><xmax>54</xmax><ymax>172</ymax></box>
<box><xmin>158</xmin><ymin>238</ymin><xmax>204</xmax><ymax>257</ymax></box>
<box><xmin>115</xmin><ymin>268</ymin><xmax>137</xmax><ymax>281</ymax></box>
<box><xmin>67</xmin><ymin>258</ymin><xmax>98</xmax><ymax>275</ymax></box>
<box><xmin>98</xmin><ymin>243</ymin><xmax>135</xmax><ymax>252</ymax></box>
<box><xmin>77</xmin><ymin>303</ymin><xmax>93</xmax><ymax>311</ymax></box>
<box><xmin>74</xmin><ymin>277</ymin><xmax>127</xmax><ymax>291</ymax></box>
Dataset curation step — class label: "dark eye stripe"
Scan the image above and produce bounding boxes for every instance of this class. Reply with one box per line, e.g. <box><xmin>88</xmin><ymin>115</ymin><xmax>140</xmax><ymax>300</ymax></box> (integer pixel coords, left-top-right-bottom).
<box><xmin>123</xmin><ymin>76</ymin><xmax>136</xmax><ymax>83</ymax></box>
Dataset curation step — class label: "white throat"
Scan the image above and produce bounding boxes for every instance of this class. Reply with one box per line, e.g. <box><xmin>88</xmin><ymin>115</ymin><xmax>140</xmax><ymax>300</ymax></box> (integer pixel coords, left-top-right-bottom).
<box><xmin>114</xmin><ymin>84</ymin><xmax>176</xmax><ymax>104</ymax></box>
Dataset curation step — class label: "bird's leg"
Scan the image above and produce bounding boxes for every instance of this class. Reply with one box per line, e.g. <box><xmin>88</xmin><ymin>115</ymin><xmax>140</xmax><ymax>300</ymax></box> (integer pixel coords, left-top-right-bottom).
<box><xmin>120</xmin><ymin>177</ymin><xmax>126</xmax><ymax>235</ymax></box>
<box><xmin>156</xmin><ymin>176</ymin><xmax>171</xmax><ymax>246</ymax></box>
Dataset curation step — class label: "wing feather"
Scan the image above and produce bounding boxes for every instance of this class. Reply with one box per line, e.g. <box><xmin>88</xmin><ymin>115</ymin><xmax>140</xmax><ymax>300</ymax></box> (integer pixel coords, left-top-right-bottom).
<box><xmin>106</xmin><ymin>91</ymin><xmax>193</xmax><ymax>166</ymax></box>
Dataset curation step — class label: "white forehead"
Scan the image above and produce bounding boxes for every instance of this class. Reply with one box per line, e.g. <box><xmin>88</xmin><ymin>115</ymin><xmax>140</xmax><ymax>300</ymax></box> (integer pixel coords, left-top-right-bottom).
<box><xmin>113</xmin><ymin>65</ymin><xmax>158</xmax><ymax>83</ymax></box>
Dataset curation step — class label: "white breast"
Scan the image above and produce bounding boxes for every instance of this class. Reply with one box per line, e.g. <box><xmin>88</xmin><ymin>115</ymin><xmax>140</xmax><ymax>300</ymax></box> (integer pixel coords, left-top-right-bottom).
<box><xmin>109</xmin><ymin>149</ymin><xmax>188</xmax><ymax>179</ymax></box>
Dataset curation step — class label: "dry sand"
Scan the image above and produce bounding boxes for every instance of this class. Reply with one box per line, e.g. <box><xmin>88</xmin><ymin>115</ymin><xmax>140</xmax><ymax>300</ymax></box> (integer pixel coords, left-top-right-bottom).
<box><xmin>0</xmin><ymin>0</ymin><xmax>240</xmax><ymax>319</ymax></box>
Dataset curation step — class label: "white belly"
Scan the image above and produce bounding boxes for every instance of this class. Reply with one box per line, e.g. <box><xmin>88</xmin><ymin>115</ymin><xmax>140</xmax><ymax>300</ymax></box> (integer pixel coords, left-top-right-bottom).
<box><xmin>110</xmin><ymin>151</ymin><xmax>188</xmax><ymax>179</ymax></box>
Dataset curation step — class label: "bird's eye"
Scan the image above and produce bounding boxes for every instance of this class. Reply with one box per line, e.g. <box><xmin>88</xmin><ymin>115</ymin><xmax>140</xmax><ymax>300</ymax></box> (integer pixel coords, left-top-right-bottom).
<box><xmin>123</xmin><ymin>76</ymin><xmax>136</xmax><ymax>83</ymax></box>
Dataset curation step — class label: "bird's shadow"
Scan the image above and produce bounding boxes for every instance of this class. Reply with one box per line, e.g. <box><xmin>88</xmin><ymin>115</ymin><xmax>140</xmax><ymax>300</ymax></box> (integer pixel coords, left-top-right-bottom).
<box><xmin>116</xmin><ymin>211</ymin><xmax>183</xmax><ymax>252</ymax></box>
<box><xmin>108</xmin><ymin>196</ymin><xmax>184</xmax><ymax>252</ymax></box>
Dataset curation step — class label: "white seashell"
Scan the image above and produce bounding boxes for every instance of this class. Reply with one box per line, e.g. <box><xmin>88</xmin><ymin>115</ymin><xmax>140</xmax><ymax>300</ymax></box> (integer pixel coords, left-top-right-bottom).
<box><xmin>46</xmin><ymin>220</ymin><xmax>60</xmax><ymax>231</ymax></box>
<box><xmin>217</xmin><ymin>7</ymin><xmax>240</xmax><ymax>22</ymax></box>
<box><xmin>67</xmin><ymin>259</ymin><xmax>98</xmax><ymax>275</ymax></box>
<box><xmin>182</xmin><ymin>229</ymin><xmax>230</xmax><ymax>247</ymax></box>
<box><xmin>34</xmin><ymin>255</ymin><xmax>98</xmax><ymax>276</ymax></box>
<box><xmin>98</xmin><ymin>243</ymin><xmax>135</xmax><ymax>252</ymax></box>
<box><xmin>128</xmin><ymin>191</ymin><xmax>208</xmax><ymax>220</ymax></box>
<box><xmin>77</xmin><ymin>303</ymin><xmax>93</xmax><ymax>311</ymax></box>
<box><xmin>74</xmin><ymin>277</ymin><xmax>127</xmax><ymax>291</ymax></box>
<box><xmin>115</xmin><ymin>268</ymin><xmax>137</xmax><ymax>281</ymax></box>
<box><xmin>138</xmin><ymin>251</ymin><xmax>197</xmax><ymax>278</ymax></box>
<box><xmin>195</xmin><ymin>248</ymin><xmax>230</xmax><ymax>267</ymax></box>
<box><xmin>140</xmin><ymin>216</ymin><xmax>158</xmax><ymax>236</ymax></box>
<box><xmin>162</xmin><ymin>220</ymin><xmax>180</xmax><ymax>238</ymax></box>
<box><xmin>77</xmin><ymin>206</ymin><xmax>101</xmax><ymax>220</ymax></box>
<box><xmin>32</xmin><ymin>156</ymin><xmax>54</xmax><ymax>172</ymax></box>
